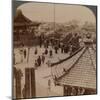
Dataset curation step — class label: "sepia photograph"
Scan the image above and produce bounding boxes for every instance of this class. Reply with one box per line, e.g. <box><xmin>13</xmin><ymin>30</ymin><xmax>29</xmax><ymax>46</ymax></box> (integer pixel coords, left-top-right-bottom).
<box><xmin>13</xmin><ymin>1</ymin><xmax>97</xmax><ymax>99</ymax></box>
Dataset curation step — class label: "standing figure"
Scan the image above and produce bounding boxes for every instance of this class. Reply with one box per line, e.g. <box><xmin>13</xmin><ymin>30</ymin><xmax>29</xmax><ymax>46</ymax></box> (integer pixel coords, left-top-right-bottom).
<box><xmin>46</xmin><ymin>60</ymin><xmax>51</xmax><ymax>67</ymax></box>
<box><xmin>64</xmin><ymin>45</ymin><xmax>69</xmax><ymax>53</ymax></box>
<box><xmin>46</xmin><ymin>40</ymin><xmax>49</xmax><ymax>48</ymax></box>
<box><xmin>69</xmin><ymin>45</ymin><xmax>73</xmax><ymax>56</ymax></box>
<box><xmin>20</xmin><ymin>49</ymin><xmax>23</xmax><ymax>63</ymax></box>
<box><xmin>45</xmin><ymin>48</ymin><xmax>48</xmax><ymax>55</ymax></box>
<box><xmin>39</xmin><ymin>35</ymin><xmax>42</xmax><ymax>48</ymax></box>
<box><xmin>37</xmin><ymin>56</ymin><xmax>41</xmax><ymax>66</ymax></box>
<box><xmin>70</xmin><ymin>33</ymin><xmax>80</xmax><ymax>53</ymax></box>
<box><xmin>48</xmin><ymin>79</ymin><xmax>51</xmax><ymax>95</ymax></box>
<box><xmin>71</xmin><ymin>87</ymin><xmax>77</xmax><ymax>96</ymax></box>
<box><xmin>34</xmin><ymin>60</ymin><xmax>38</xmax><ymax>69</ymax></box>
<box><xmin>55</xmin><ymin>46</ymin><xmax>58</xmax><ymax>54</ymax></box>
<box><xmin>49</xmin><ymin>49</ymin><xmax>53</xmax><ymax>57</ymax></box>
<box><xmin>24</xmin><ymin>49</ymin><xmax>26</xmax><ymax>59</ymax></box>
<box><xmin>34</xmin><ymin>48</ymin><xmax>38</xmax><ymax>55</ymax></box>
<box><xmin>22</xmin><ymin>84</ymin><xmax>26</xmax><ymax>98</ymax></box>
<box><xmin>41</xmin><ymin>54</ymin><xmax>45</xmax><ymax>64</ymax></box>
<box><xmin>60</xmin><ymin>43</ymin><xmax>64</xmax><ymax>53</ymax></box>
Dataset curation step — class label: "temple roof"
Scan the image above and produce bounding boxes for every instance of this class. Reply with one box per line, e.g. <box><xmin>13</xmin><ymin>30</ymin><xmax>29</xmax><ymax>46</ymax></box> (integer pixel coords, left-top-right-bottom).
<box><xmin>53</xmin><ymin>46</ymin><xmax>96</xmax><ymax>89</ymax></box>
<box><xmin>14</xmin><ymin>9</ymin><xmax>40</xmax><ymax>26</ymax></box>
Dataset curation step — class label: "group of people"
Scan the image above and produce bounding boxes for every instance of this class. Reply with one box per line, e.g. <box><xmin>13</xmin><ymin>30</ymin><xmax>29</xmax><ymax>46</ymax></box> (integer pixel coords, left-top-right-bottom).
<box><xmin>14</xmin><ymin>33</ymin><xmax>81</xmax><ymax>67</ymax></box>
<box><xmin>40</xmin><ymin>33</ymin><xmax>81</xmax><ymax>55</ymax></box>
<box><xmin>34</xmin><ymin>54</ymin><xmax>45</xmax><ymax>68</ymax></box>
<box><xmin>34</xmin><ymin>48</ymin><xmax>54</xmax><ymax>69</ymax></box>
<box><xmin>33</xmin><ymin>33</ymin><xmax>81</xmax><ymax>69</ymax></box>
<box><xmin>64</xmin><ymin>86</ymin><xmax>85</xmax><ymax>96</ymax></box>
<box><xmin>13</xmin><ymin>48</ymin><xmax>27</xmax><ymax>65</ymax></box>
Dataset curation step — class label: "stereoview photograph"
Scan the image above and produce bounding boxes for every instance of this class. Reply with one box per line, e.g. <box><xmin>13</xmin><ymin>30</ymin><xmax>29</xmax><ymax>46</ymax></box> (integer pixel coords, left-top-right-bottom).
<box><xmin>13</xmin><ymin>1</ymin><xmax>97</xmax><ymax>99</ymax></box>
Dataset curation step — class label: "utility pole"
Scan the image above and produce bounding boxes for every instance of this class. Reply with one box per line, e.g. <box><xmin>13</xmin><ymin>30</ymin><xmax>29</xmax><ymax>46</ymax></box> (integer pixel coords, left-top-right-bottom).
<box><xmin>27</xmin><ymin>47</ymin><xmax>30</xmax><ymax>63</ymax></box>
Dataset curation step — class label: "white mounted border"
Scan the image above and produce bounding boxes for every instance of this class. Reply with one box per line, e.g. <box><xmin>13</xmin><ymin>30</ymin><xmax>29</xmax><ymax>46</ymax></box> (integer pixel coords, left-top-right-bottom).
<box><xmin>0</xmin><ymin>0</ymin><xmax>99</xmax><ymax>100</ymax></box>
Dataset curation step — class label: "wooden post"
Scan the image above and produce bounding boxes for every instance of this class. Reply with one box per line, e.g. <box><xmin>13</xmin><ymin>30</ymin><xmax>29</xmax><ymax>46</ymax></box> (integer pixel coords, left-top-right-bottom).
<box><xmin>27</xmin><ymin>47</ymin><xmax>30</xmax><ymax>63</ymax></box>
<box><xmin>31</xmin><ymin>68</ymin><xmax>36</xmax><ymax>97</ymax></box>
<box><xmin>25</xmin><ymin>68</ymin><xmax>36</xmax><ymax>98</ymax></box>
<box><xmin>25</xmin><ymin>68</ymin><xmax>31</xmax><ymax>98</ymax></box>
<box><xmin>15</xmin><ymin>69</ymin><xmax>23</xmax><ymax>98</ymax></box>
<box><xmin>63</xmin><ymin>85</ymin><xmax>67</xmax><ymax>96</ymax></box>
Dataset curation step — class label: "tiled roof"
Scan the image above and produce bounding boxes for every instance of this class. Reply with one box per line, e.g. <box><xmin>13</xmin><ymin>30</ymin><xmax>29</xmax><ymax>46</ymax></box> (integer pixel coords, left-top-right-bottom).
<box><xmin>14</xmin><ymin>9</ymin><xmax>40</xmax><ymax>26</ymax></box>
<box><xmin>54</xmin><ymin>47</ymin><xmax>96</xmax><ymax>89</ymax></box>
<box><xmin>14</xmin><ymin>9</ymin><xmax>32</xmax><ymax>23</ymax></box>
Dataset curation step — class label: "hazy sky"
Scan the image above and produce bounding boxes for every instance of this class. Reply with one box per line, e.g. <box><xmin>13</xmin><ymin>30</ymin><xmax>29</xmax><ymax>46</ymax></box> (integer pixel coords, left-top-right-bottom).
<box><xmin>18</xmin><ymin>2</ymin><xmax>96</xmax><ymax>24</ymax></box>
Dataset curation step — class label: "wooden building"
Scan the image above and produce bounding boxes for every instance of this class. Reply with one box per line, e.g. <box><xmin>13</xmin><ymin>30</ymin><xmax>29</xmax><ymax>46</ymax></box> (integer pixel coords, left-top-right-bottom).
<box><xmin>14</xmin><ymin>9</ymin><xmax>40</xmax><ymax>47</ymax></box>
